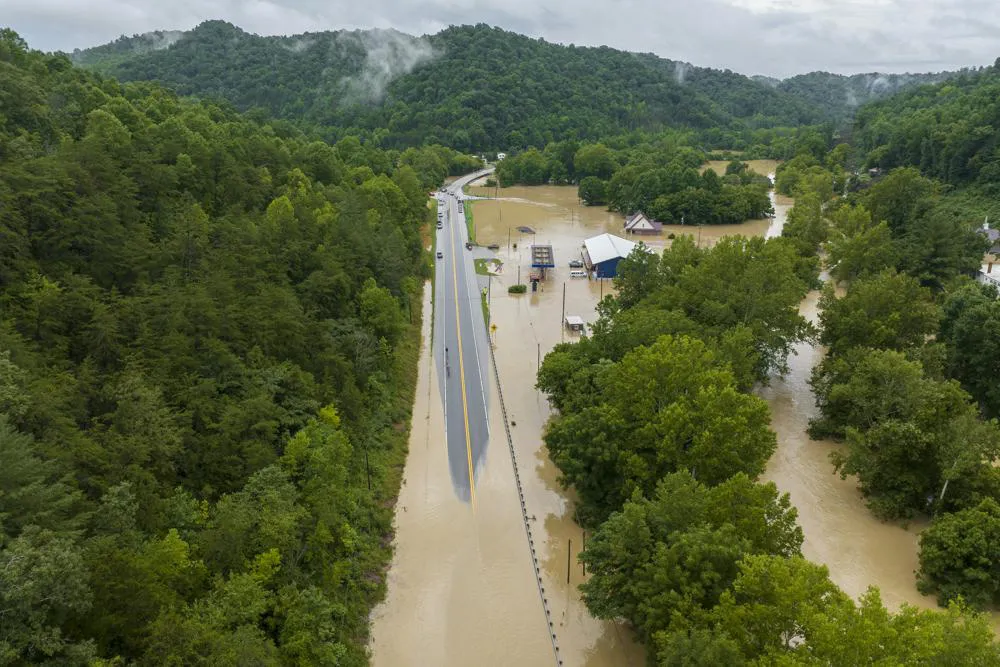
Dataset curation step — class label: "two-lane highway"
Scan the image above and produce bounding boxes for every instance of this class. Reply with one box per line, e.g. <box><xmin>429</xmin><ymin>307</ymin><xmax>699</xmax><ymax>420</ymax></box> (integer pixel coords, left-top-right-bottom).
<box><xmin>434</xmin><ymin>168</ymin><xmax>494</xmax><ymax>504</ymax></box>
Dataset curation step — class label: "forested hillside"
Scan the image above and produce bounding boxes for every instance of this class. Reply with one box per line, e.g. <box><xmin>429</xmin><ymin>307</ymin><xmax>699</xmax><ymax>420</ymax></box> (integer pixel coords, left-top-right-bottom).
<box><xmin>776</xmin><ymin>70</ymin><xmax>958</xmax><ymax>123</ymax></box>
<box><xmin>0</xmin><ymin>28</ymin><xmax>474</xmax><ymax>663</ymax></box>
<box><xmin>72</xmin><ymin>21</ymin><xmax>826</xmax><ymax>151</ymax></box>
<box><xmin>855</xmin><ymin>61</ymin><xmax>1000</xmax><ymax>189</ymax></box>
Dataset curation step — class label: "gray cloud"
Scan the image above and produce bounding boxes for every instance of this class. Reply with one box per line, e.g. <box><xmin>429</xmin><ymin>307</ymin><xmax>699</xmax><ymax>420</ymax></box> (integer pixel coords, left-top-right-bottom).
<box><xmin>4</xmin><ymin>0</ymin><xmax>999</xmax><ymax>77</ymax></box>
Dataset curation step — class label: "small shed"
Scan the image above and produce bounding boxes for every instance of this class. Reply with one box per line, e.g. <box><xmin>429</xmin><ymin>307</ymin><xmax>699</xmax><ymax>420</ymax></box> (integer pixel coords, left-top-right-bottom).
<box><xmin>565</xmin><ymin>315</ymin><xmax>586</xmax><ymax>333</ymax></box>
<box><xmin>624</xmin><ymin>212</ymin><xmax>663</xmax><ymax>235</ymax></box>
<box><xmin>583</xmin><ymin>233</ymin><xmax>644</xmax><ymax>279</ymax></box>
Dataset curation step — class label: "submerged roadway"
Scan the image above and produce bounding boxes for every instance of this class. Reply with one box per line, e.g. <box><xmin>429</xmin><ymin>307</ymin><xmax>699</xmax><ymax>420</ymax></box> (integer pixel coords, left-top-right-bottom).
<box><xmin>434</xmin><ymin>168</ymin><xmax>495</xmax><ymax>505</ymax></box>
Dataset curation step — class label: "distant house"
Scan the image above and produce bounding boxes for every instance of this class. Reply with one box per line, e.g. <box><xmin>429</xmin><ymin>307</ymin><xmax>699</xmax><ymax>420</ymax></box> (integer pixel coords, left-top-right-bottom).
<box><xmin>624</xmin><ymin>212</ymin><xmax>663</xmax><ymax>236</ymax></box>
<box><xmin>496</xmin><ymin>152</ymin><xmax>507</xmax><ymax>161</ymax></box>
<box><xmin>583</xmin><ymin>233</ymin><xmax>650</xmax><ymax>279</ymax></box>
<box><xmin>982</xmin><ymin>222</ymin><xmax>1000</xmax><ymax>255</ymax></box>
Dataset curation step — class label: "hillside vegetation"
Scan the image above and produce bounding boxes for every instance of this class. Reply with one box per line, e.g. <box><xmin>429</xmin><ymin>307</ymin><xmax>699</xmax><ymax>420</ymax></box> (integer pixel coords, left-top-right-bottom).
<box><xmin>855</xmin><ymin>61</ymin><xmax>1000</xmax><ymax>190</ymax></box>
<box><xmin>73</xmin><ymin>21</ymin><xmax>827</xmax><ymax>151</ymax></box>
<box><xmin>0</xmin><ymin>28</ymin><xmax>476</xmax><ymax>664</ymax></box>
<box><xmin>775</xmin><ymin>70</ymin><xmax>959</xmax><ymax>123</ymax></box>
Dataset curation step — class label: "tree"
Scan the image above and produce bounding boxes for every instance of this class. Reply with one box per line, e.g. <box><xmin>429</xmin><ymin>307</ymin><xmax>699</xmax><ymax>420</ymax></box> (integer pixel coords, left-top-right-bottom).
<box><xmin>712</xmin><ymin>555</ymin><xmax>851</xmax><ymax>660</ymax></box>
<box><xmin>573</xmin><ymin>143</ymin><xmax>616</xmax><ymax>180</ymax></box>
<box><xmin>864</xmin><ymin>167</ymin><xmax>936</xmax><ymax>234</ymax></box>
<box><xmin>918</xmin><ymin>499</ymin><xmax>1000</xmax><ymax>608</ymax></box>
<box><xmin>0</xmin><ymin>526</ymin><xmax>95</xmax><ymax>663</ymax></box>
<box><xmin>359</xmin><ymin>277</ymin><xmax>405</xmax><ymax>344</ymax></box>
<box><xmin>940</xmin><ymin>282</ymin><xmax>1000</xmax><ymax>416</ymax></box>
<box><xmin>813</xmin><ymin>348</ymin><xmax>998</xmax><ymax>518</ymax></box>
<box><xmin>580</xmin><ymin>472</ymin><xmax>802</xmax><ymax>645</ymax></box>
<box><xmin>818</xmin><ymin>269</ymin><xmax>939</xmax><ymax>356</ymax></box>
<box><xmin>578</xmin><ymin>176</ymin><xmax>607</xmax><ymax>205</ymax></box>
<box><xmin>826</xmin><ymin>219</ymin><xmax>896</xmax><ymax>283</ymax></box>
<box><xmin>613</xmin><ymin>244</ymin><xmax>661</xmax><ymax>309</ymax></box>
<box><xmin>545</xmin><ymin>335</ymin><xmax>778</xmax><ymax>524</ymax></box>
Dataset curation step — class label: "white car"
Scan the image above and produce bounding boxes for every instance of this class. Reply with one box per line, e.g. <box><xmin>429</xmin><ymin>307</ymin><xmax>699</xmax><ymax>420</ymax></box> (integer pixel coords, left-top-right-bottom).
<box><xmin>569</xmin><ymin>270</ymin><xmax>587</xmax><ymax>278</ymax></box>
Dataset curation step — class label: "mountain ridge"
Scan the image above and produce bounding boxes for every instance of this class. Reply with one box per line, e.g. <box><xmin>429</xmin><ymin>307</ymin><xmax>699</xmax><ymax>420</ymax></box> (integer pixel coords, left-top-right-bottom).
<box><xmin>68</xmin><ymin>21</ymin><xmax>964</xmax><ymax>150</ymax></box>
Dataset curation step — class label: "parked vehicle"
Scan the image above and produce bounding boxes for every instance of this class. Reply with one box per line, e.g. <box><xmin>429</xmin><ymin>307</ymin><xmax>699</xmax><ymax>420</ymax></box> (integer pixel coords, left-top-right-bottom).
<box><xmin>487</xmin><ymin>243</ymin><xmax>500</xmax><ymax>250</ymax></box>
<box><xmin>437</xmin><ymin>222</ymin><xmax>443</xmax><ymax>229</ymax></box>
<box><xmin>568</xmin><ymin>259</ymin><xmax>584</xmax><ymax>268</ymax></box>
<box><xmin>569</xmin><ymin>269</ymin><xmax>587</xmax><ymax>278</ymax></box>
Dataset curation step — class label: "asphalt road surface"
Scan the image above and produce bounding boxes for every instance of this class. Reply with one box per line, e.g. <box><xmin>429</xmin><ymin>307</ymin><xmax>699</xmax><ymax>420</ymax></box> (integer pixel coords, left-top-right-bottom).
<box><xmin>434</xmin><ymin>168</ymin><xmax>494</xmax><ymax>505</ymax></box>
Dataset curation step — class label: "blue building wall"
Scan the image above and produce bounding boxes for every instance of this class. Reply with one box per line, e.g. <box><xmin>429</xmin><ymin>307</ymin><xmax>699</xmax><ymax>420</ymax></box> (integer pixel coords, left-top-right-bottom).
<box><xmin>594</xmin><ymin>257</ymin><xmax>622</xmax><ymax>279</ymax></box>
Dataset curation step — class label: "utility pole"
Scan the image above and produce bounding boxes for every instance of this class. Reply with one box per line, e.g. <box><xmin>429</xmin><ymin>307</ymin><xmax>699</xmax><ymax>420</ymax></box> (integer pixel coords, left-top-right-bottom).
<box><xmin>567</xmin><ymin>538</ymin><xmax>572</xmax><ymax>585</ymax></box>
<box><xmin>537</xmin><ymin>342</ymin><xmax>540</xmax><ymax>369</ymax></box>
<box><xmin>507</xmin><ymin>227</ymin><xmax>511</xmax><ymax>251</ymax></box>
<box><xmin>561</xmin><ymin>282</ymin><xmax>566</xmax><ymax>327</ymax></box>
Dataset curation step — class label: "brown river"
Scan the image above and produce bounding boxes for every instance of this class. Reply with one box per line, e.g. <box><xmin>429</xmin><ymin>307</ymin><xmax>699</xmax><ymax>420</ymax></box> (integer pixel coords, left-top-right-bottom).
<box><xmin>370</xmin><ymin>160</ymin><xmax>992</xmax><ymax>666</ymax></box>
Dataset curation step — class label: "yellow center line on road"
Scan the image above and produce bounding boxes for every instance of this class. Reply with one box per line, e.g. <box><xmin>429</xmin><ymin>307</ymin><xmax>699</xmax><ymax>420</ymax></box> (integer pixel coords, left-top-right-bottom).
<box><xmin>448</xmin><ymin>196</ymin><xmax>478</xmax><ymax>513</ymax></box>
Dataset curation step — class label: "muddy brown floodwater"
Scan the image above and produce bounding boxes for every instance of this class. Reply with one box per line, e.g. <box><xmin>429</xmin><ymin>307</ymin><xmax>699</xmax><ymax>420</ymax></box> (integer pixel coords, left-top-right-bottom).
<box><xmin>372</xmin><ymin>161</ymin><xmax>994</xmax><ymax>667</ymax></box>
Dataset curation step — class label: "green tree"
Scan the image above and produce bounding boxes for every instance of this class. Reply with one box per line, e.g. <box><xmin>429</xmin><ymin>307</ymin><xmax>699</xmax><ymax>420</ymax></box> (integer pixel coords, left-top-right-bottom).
<box><xmin>940</xmin><ymin>282</ymin><xmax>1000</xmax><ymax>416</ymax></box>
<box><xmin>578</xmin><ymin>176</ymin><xmax>608</xmax><ymax>205</ymax></box>
<box><xmin>573</xmin><ymin>143</ymin><xmax>616</xmax><ymax>180</ymax></box>
<box><xmin>818</xmin><ymin>269</ymin><xmax>939</xmax><ymax>356</ymax></box>
<box><xmin>918</xmin><ymin>499</ymin><xmax>1000</xmax><ymax>608</ymax></box>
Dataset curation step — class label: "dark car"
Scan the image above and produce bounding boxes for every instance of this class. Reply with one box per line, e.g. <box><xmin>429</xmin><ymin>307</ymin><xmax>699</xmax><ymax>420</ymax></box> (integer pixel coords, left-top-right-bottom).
<box><xmin>436</xmin><ymin>251</ymin><xmax>443</xmax><ymax>259</ymax></box>
<box><xmin>568</xmin><ymin>259</ymin><xmax>584</xmax><ymax>268</ymax></box>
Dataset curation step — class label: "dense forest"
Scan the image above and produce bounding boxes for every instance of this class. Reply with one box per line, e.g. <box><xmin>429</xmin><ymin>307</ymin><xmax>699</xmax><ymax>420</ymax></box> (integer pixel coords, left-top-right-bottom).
<box><xmin>855</xmin><ymin>60</ymin><xmax>1000</xmax><ymax>190</ymax></box>
<box><xmin>0</xmin><ymin>28</ymin><xmax>479</xmax><ymax>664</ymax></box>
<box><xmin>71</xmin><ymin>21</ymin><xmax>830</xmax><ymax>151</ymax></box>
<box><xmin>774</xmin><ymin>70</ymin><xmax>959</xmax><ymax>123</ymax></box>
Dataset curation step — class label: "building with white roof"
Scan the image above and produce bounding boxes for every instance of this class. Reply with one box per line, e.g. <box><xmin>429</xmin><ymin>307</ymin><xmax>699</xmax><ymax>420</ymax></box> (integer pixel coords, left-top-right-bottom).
<box><xmin>583</xmin><ymin>233</ymin><xmax>646</xmax><ymax>279</ymax></box>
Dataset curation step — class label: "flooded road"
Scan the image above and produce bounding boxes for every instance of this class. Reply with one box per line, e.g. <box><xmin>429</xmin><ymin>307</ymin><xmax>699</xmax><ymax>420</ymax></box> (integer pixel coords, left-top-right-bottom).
<box><xmin>464</xmin><ymin>183</ymin><xmax>646</xmax><ymax>666</ymax></box>
<box><xmin>370</xmin><ymin>282</ymin><xmax>554</xmax><ymax>666</ymax></box>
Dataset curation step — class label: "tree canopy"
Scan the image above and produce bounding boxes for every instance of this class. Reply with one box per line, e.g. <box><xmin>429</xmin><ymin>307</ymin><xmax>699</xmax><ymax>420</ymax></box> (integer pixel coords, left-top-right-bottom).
<box><xmin>0</xmin><ymin>30</ymin><xmax>459</xmax><ymax>664</ymax></box>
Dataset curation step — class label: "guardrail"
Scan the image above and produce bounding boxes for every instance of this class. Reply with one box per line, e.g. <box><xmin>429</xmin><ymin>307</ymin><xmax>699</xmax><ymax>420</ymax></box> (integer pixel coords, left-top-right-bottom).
<box><xmin>484</xmin><ymin>331</ymin><xmax>563</xmax><ymax>666</ymax></box>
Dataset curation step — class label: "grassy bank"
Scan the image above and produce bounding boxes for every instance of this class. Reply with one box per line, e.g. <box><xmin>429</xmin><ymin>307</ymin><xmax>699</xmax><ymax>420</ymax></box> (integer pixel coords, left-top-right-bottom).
<box><xmin>464</xmin><ymin>201</ymin><xmax>476</xmax><ymax>242</ymax></box>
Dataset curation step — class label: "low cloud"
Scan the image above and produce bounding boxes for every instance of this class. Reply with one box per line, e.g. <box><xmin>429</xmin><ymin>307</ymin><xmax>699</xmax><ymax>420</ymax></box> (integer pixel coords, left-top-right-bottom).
<box><xmin>4</xmin><ymin>0</ymin><xmax>998</xmax><ymax>77</ymax></box>
<box><xmin>334</xmin><ymin>29</ymin><xmax>436</xmax><ymax>104</ymax></box>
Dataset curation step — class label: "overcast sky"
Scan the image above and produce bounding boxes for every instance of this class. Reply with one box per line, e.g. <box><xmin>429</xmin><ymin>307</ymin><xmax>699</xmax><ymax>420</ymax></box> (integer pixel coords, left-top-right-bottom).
<box><xmin>4</xmin><ymin>0</ymin><xmax>998</xmax><ymax>77</ymax></box>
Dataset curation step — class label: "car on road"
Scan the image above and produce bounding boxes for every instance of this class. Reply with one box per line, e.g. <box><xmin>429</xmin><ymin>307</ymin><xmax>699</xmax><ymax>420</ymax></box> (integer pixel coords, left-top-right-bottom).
<box><xmin>437</xmin><ymin>222</ymin><xmax>443</xmax><ymax>229</ymax></box>
<box><xmin>436</xmin><ymin>251</ymin><xmax>443</xmax><ymax>259</ymax></box>
<box><xmin>568</xmin><ymin>259</ymin><xmax>584</xmax><ymax>268</ymax></box>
